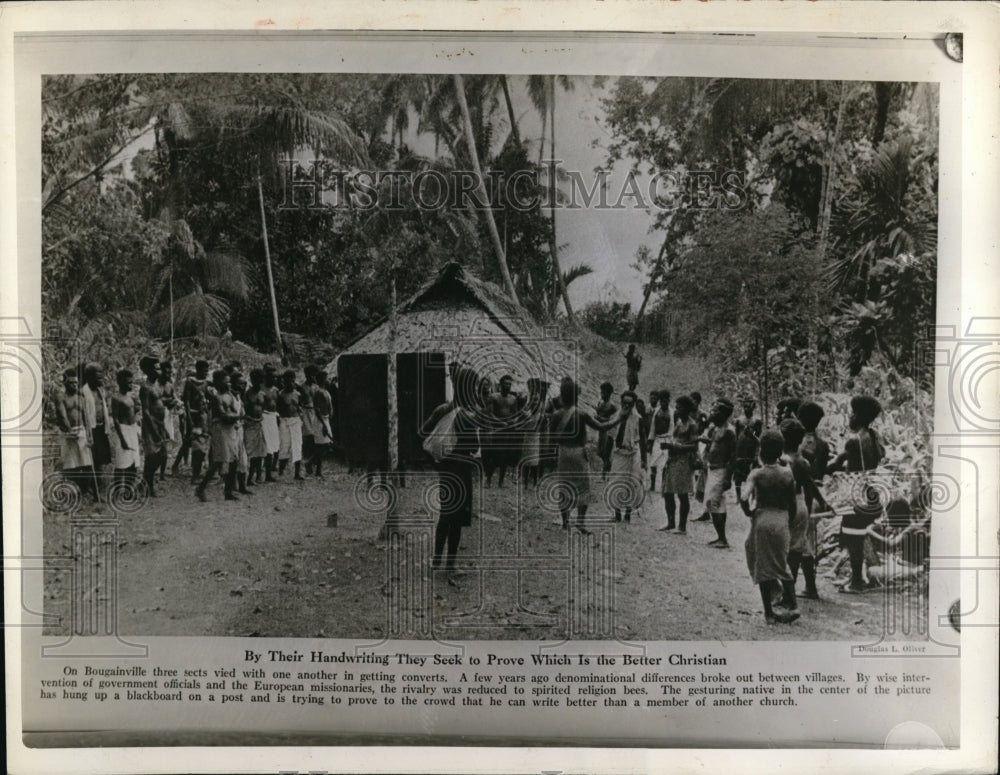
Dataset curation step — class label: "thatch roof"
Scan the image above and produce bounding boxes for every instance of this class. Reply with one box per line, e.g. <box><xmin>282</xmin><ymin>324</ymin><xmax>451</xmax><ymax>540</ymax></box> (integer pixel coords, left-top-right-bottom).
<box><xmin>329</xmin><ymin>262</ymin><xmax>601</xmax><ymax>404</ymax></box>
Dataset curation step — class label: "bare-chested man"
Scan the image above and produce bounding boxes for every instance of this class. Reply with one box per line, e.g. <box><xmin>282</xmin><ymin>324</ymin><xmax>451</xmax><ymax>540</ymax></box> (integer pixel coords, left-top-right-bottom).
<box><xmin>195</xmin><ymin>370</ymin><xmax>241</xmax><ymax>501</ymax></box>
<box><xmin>243</xmin><ymin>369</ymin><xmax>268</xmax><ymax>484</ymax></box>
<box><xmin>55</xmin><ymin>368</ymin><xmax>96</xmax><ymax>500</ymax></box>
<box><xmin>595</xmin><ymin>382</ymin><xmax>617</xmax><ymax>480</ymax></box>
<box><xmin>484</xmin><ymin>374</ymin><xmax>520</xmax><ymax>488</ymax></box>
<box><xmin>172</xmin><ymin>359</ymin><xmax>210</xmax><ymax>480</ymax></box>
<box><xmin>110</xmin><ymin>369</ymin><xmax>141</xmax><ymax>489</ymax></box>
<box><xmin>277</xmin><ymin>369</ymin><xmax>305</xmax><ymax>480</ymax></box>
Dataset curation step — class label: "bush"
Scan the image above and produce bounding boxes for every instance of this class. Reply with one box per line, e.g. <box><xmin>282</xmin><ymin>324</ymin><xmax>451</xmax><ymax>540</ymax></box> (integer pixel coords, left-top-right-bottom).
<box><xmin>581</xmin><ymin>300</ymin><xmax>635</xmax><ymax>341</ymax></box>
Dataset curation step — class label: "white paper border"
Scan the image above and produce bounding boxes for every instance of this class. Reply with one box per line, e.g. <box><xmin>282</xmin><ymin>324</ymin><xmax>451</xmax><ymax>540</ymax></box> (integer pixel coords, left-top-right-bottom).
<box><xmin>3</xmin><ymin>2</ymin><xmax>998</xmax><ymax>774</ymax></box>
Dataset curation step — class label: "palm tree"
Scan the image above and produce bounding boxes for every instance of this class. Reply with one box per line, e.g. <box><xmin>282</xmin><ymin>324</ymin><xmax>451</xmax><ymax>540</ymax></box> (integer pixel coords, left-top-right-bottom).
<box><xmin>827</xmin><ymin>135</ymin><xmax>937</xmax><ymax>300</ymax></box>
<box><xmin>135</xmin><ymin>74</ymin><xmax>370</xmax><ymax>354</ymax></box>
<box><xmin>452</xmin><ymin>73</ymin><xmax>519</xmax><ymax>303</ymax></box>
<box><xmin>526</xmin><ymin>75</ymin><xmax>576</xmax><ymax>322</ymax></box>
<box><xmin>148</xmin><ymin>219</ymin><xmax>250</xmax><ymax>341</ymax></box>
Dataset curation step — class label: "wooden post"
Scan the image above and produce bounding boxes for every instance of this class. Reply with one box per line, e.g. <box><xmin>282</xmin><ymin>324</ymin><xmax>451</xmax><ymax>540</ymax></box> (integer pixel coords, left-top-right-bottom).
<box><xmin>379</xmin><ymin>274</ymin><xmax>400</xmax><ymax>539</ymax></box>
<box><xmin>257</xmin><ymin>170</ymin><xmax>284</xmax><ymax>361</ymax></box>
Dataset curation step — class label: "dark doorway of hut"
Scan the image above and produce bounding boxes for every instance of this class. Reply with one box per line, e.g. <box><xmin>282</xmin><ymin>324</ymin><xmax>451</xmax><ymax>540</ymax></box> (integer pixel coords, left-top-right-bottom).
<box><xmin>338</xmin><ymin>351</ymin><xmax>447</xmax><ymax>533</ymax></box>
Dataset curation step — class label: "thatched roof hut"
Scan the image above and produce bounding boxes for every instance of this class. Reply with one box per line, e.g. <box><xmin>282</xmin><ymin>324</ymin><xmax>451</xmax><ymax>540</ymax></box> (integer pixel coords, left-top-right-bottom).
<box><xmin>329</xmin><ymin>262</ymin><xmax>600</xmax><ymax>468</ymax></box>
<box><xmin>331</xmin><ymin>262</ymin><xmax>598</xmax><ymax>400</ymax></box>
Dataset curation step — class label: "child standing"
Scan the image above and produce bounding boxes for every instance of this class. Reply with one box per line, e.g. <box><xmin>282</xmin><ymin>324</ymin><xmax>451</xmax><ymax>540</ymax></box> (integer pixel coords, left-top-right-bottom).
<box><xmin>740</xmin><ymin>429</ymin><xmax>800</xmax><ymax>624</ymax></box>
<box><xmin>780</xmin><ymin>418</ymin><xmax>828</xmax><ymax>599</ymax></box>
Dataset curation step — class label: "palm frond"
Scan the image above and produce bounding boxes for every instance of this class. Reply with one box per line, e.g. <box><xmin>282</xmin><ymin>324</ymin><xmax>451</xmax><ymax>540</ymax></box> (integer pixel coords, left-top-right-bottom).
<box><xmin>202</xmin><ymin>251</ymin><xmax>250</xmax><ymax>302</ymax></box>
<box><xmin>151</xmin><ymin>290</ymin><xmax>231</xmax><ymax>338</ymax></box>
<box><xmin>213</xmin><ymin>102</ymin><xmax>370</xmax><ymax>167</ymax></box>
<box><xmin>562</xmin><ymin>262</ymin><xmax>595</xmax><ymax>287</ymax></box>
<box><xmin>827</xmin><ymin>136</ymin><xmax>932</xmax><ymax>296</ymax></box>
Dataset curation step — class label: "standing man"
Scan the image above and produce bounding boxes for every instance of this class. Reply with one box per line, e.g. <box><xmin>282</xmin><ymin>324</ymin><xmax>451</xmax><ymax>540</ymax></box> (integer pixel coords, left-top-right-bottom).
<box><xmin>732</xmin><ymin>397</ymin><xmax>761</xmax><ymax>499</ymax></box>
<box><xmin>701</xmin><ymin>398</ymin><xmax>737</xmax><ymax>547</ymax></box>
<box><xmin>647</xmin><ymin>389</ymin><xmax>671</xmax><ymax>491</ymax></box>
<box><xmin>826</xmin><ymin>395</ymin><xmax>886</xmax><ymax>594</ymax></box>
<box><xmin>519</xmin><ymin>378</ymin><xmax>546</xmax><ymax>488</ymax></box>
<box><xmin>243</xmin><ymin>369</ymin><xmax>269</xmax><ymax>485</ymax></box>
<box><xmin>261</xmin><ymin>364</ymin><xmax>281</xmax><ymax>481</ymax></box>
<box><xmin>277</xmin><ymin>369</ymin><xmax>305</xmax><ymax>480</ymax></box>
<box><xmin>485</xmin><ymin>374</ymin><xmax>519</xmax><ymax>488</ymax></box>
<box><xmin>421</xmin><ymin>366</ymin><xmax>481</xmax><ymax>584</ymax></box>
<box><xmin>195</xmin><ymin>370</ymin><xmax>241</xmax><ymax>502</ymax></box>
<box><xmin>138</xmin><ymin>356</ymin><xmax>167</xmax><ymax>498</ymax></box>
<box><xmin>311</xmin><ymin>371</ymin><xmax>334</xmax><ymax>479</ymax></box>
<box><xmin>110</xmin><ymin>369</ymin><xmax>141</xmax><ymax>490</ymax></box>
<box><xmin>610</xmin><ymin>390</ymin><xmax>646</xmax><ymax>523</ymax></box>
<box><xmin>625</xmin><ymin>344</ymin><xmax>642</xmax><ymax>392</ymax></box>
<box><xmin>55</xmin><ymin>368</ymin><xmax>96</xmax><ymax>500</ymax></box>
<box><xmin>81</xmin><ymin>363</ymin><xmax>111</xmax><ymax>498</ymax></box>
<box><xmin>172</xmin><ymin>359</ymin><xmax>211</xmax><ymax>482</ymax></box>
<box><xmin>300</xmin><ymin>365</ymin><xmax>319</xmax><ymax>476</ymax></box>
<box><xmin>690</xmin><ymin>391</ymin><xmax>710</xmax><ymax>513</ymax></box>
<box><xmin>658</xmin><ymin>394</ymin><xmax>700</xmax><ymax>534</ymax></box>
<box><xmin>595</xmin><ymin>382</ymin><xmax>617</xmax><ymax>481</ymax></box>
<box><xmin>156</xmin><ymin>360</ymin><xmax>178</xmax><ymax>481</ymax></box>
<box><xmin>231</xmin><ymin>371</ymin><xmax>253</xmax><ymax>496</ymax></box>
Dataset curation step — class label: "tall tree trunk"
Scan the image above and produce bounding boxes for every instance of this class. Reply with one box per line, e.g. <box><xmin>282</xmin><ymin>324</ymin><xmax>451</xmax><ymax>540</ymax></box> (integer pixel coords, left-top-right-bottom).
<box><xmin>872</xmin><ymin>82</ymin><xmax>894</xmax><ymax>147</ymax></box>
<box><xmin>537</xmin><ymin>92</ymin><xmax>547</xmax><ymax>168</ymax></box>
<box><xmin>169</xmin><ymin>273</ymin><xmax>174</xmax><ymax>355</ymax></box>
<box><xmin>810</xmin><ymin>82</ymin><xmax>849</xmax><ymax>392</ymax></box>
<box><xmin>257</xmin><ymin>167</ymin><xmax>284</xmax><ymax>361</ymax></box>
<box><xmin>452</xmin><ymin>74</ymin><xmax>519</xmax><ymax>304</ymax></box>
<box><xmin>631</xmin><ymin>235</ymin><xmax>671</xmax><ymax>338</ymax></box>
<box><xmin>760</xmin><ymin>336</ymin><xmax>770</xmax><ymax>425</ymax></box>
<box><xmin>387</xmin><ymin>274</ymin><xmax>399</xmax><ymax>476</ymax></box>
<box><xmin>818</xmin><ymin>83</ymin><xmax>849</xmax><ymax>257</ymax></box>
<box><xmin>500</xmin><ymin>75</ymin><xmax>521</xmax><ymax>148</ymax></box>
<box><xmin>548</xmin><ymin>77</ymin><xmax>575</xmax><ymax>324</ymax></box>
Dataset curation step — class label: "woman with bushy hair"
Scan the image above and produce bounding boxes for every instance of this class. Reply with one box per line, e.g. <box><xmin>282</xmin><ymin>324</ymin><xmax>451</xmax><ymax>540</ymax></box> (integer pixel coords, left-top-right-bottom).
<box><xmin>548</xmin><ymin>377</ymin><xmax>627</xmax><ymax>533</ymax></box>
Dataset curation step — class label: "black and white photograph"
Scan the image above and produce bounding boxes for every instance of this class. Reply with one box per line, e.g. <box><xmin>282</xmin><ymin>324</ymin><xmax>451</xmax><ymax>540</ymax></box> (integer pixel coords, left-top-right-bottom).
<box><xmin>5</xmin><ymin>4</ymin><xmax>999</xmax><ymax>770</ymax></box>
<box><xmin>39</xmin><ymin>70</ymin><xmax>940</xmax><ymax>641</ymax></box>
